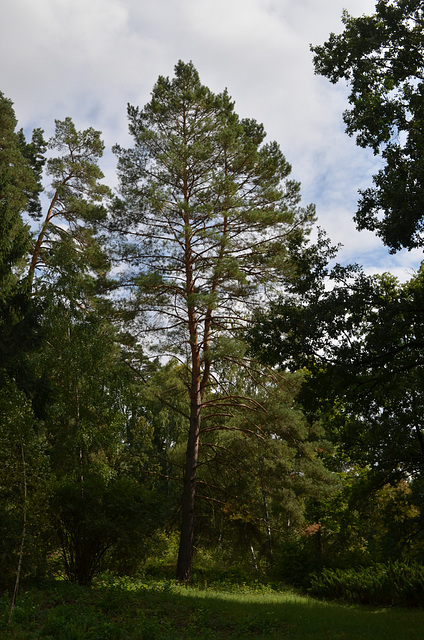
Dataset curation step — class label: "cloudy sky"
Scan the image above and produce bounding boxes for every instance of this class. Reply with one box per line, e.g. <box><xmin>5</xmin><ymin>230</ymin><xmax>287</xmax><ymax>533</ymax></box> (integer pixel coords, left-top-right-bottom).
<box><xmin>1</xmin><ymin>0</ymin><xmax>421</xmax><ymax>280</ymax></box>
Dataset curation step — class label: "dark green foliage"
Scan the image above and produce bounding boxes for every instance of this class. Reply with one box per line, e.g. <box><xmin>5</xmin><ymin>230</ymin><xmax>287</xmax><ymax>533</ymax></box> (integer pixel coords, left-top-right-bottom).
<box><xmin>52</xmin><ymin>477</ymin><xmax>163</xmax><ymax>585</ymax></box>
<box><xmin>0</xmin><ymin>92</ymin><xmax>44</xmax><ymax>389</ymax></box>
<box><xmin>0</xmin><ymin>98</ymin><xmax>170</xmax><ymax>590</ymax></box>
<box><xmin>272</xmin><ymin>534</ymin><xmax>325</xmax><ymax>588</ymax></box>
<box><xmin>191</xmin><ymin>367</ymin><xmax>337</xmax><ymax>571</ymax></box>
<box><xmin>34</xmin><ymin>301</ymin><xmax>170</xmax><ymax>584</ymax></box>
<box><xmin>0</xmin><ymin>376</ymin><xmax>51</xmax><ymax>589</ymax></box>
<box><xmin>0</xmin><ymin>96</ymin><xmax>49</xmax><ymax>597</ymax></box>
<box><xmin>250</xmin><ymin>264</ymin><xmax>424</xmax><ymax>480</ymax></box>
<box><xmin>272</xmin><ymin>470</ymin><xmax>424</xmax><ymax>590</ymax></box>
<box><xmin>0</xmin><ymin>92</ymin><xmax>34</xmax><ymax>288</ymax></box>
<box><xmin>16</xmin><ymin>127</ymin><xmax>46</xmax><ymax>219</ymax></box>
<box><xmin>249</xmin><ymin>258</ymin><xmax>424</xmax><ymax>575</ymax></box>
<box><xmin>309</xmin><ymin>562</ymin><xmax>424</xmax><ymax>607</ymax></box>
<box><xmin>312</xmin><ymin>0</ymin><xmax>424</xmax><ymax>251</ymax></box>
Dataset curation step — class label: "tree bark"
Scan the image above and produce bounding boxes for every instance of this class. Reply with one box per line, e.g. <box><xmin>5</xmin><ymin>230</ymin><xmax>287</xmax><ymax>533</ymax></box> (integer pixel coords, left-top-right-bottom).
<box><xmin>176</xmin><ymin>139</ymin><xmax>202</xmax><ymax>582</ymax></box>
<box><xmin>28</xmin><ymin>188</ymin><xmax>60</xmax><ymax>286</ymax></box>
<box><xmin>176</xmin><ymin>382</ymin><xmax>201</xmax><ymax>581</ymax></box>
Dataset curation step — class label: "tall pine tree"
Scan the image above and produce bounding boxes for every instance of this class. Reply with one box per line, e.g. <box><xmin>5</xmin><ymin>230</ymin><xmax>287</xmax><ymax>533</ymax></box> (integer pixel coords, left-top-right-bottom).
<box><xmin>112</xmin><ymin>61</ymin><xmax>316</xmax><ymax>580</ymax></box>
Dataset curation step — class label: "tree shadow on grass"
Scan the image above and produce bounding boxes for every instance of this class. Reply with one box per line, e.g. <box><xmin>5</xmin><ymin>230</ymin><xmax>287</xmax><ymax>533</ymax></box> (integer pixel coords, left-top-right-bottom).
<box><xmin>168</xmin><ymin>587</ymin><xmax>424</xmax><ymax>640</ymax></box>
<box><xmin>4</xmin><ymin>580</ymin><xmax>424</xmax><ymax>640</ymax></box>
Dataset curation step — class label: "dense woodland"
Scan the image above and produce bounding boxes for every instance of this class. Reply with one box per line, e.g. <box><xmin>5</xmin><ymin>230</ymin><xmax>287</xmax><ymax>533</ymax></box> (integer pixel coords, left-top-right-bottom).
<box><xmin>2</xmin><ymin>0</ymin><xmax>424</xmax><ymax>606</ymax></box>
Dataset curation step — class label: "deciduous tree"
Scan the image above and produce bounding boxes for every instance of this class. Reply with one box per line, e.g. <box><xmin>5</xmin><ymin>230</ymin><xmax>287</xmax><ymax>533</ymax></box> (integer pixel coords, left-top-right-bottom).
<box><xmin>312</xmin><ymin>0</ymin><xmax>424</xmax><ymax>251</ymax></box>
<box><xmin>249</xmin><ymin>263</ymin><xmax>424</xmax><ymax>480</ymax></box>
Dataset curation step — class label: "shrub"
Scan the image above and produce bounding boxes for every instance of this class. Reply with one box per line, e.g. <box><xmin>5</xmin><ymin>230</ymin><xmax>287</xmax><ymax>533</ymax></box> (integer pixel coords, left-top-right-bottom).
<box><xmin>308</xmin><ymin>561</ymin><xmax>424</xmax><ymax>607</ymax></box>
<box><xmin>272</xmin><ymin>535</ymin><xmax>324</xmax><ymax>588</ymax></box>
<box><xmin>51</xmin><ymin>476</ymin><xmax>162</xmax><ymax>585</ymax></box>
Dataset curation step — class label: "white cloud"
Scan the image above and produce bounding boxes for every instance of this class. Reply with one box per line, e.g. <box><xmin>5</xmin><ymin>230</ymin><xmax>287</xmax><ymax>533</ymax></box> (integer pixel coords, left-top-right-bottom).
<box><xmin>0</xmin><ymin>0</ymin><xmax>420</xmax><ymax>279</ymax></box>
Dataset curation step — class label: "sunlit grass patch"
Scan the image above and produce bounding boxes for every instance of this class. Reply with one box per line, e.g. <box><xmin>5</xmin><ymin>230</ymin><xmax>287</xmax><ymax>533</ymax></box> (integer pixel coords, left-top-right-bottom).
<box><xmin>2</xmin><ymin>577</ymin><xmax>424</xmax><ymax>640</ymax></box>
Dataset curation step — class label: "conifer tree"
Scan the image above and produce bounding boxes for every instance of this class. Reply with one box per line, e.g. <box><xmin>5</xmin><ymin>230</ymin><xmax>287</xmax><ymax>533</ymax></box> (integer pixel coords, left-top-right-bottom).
<box><xmin>0</xmin><ymin>92</ymin><xmax>43</xmax><ymax>388</ymax></box>
<box><xmin>28</xmin><ymin>117</ymin><xmax>110</xmax><ymax>300</ymax></box>
<box><xmin>112</xmin><ymin>61</ymin><xmax>316</xmax><ymax>580</ymax></box>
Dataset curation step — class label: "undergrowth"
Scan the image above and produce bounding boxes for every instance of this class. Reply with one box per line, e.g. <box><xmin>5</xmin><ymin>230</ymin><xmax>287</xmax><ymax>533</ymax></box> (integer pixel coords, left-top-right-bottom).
<box><xmin>1</xmin><ymin>571</ymin><xmax>424</xmax><ymax>640</ymax></box>
<box><xmin>308</xmin><ymin>561</ymin><xmax>424</xmax><ymax>607</ymax></box>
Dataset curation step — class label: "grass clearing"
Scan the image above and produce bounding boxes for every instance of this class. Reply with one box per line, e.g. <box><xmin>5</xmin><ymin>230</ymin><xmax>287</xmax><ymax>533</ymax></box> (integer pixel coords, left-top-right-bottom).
<box><xmin>1</xmin><ymin>577</ymin><xmax>423</xmax><ymax>639</ymax></box>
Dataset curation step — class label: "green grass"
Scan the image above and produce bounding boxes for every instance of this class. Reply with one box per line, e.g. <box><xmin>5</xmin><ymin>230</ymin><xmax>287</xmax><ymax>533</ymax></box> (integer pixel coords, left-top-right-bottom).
<box><xmin>1</xmin><ymin>576</ymin><xmax>424</xmax><ymax>640</ymax></box>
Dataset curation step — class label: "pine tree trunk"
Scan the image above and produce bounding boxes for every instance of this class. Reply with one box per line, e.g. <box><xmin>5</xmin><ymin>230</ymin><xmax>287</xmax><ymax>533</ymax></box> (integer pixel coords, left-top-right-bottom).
<box><xmin>176</xmin><ymin>163</ymin><xmax>201</xmax><ymax>582</ymax></box>
<box><xmin>176</xmin><ymin>375</ymin><xmax>201</xmax><ymax>581</ymax></box>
